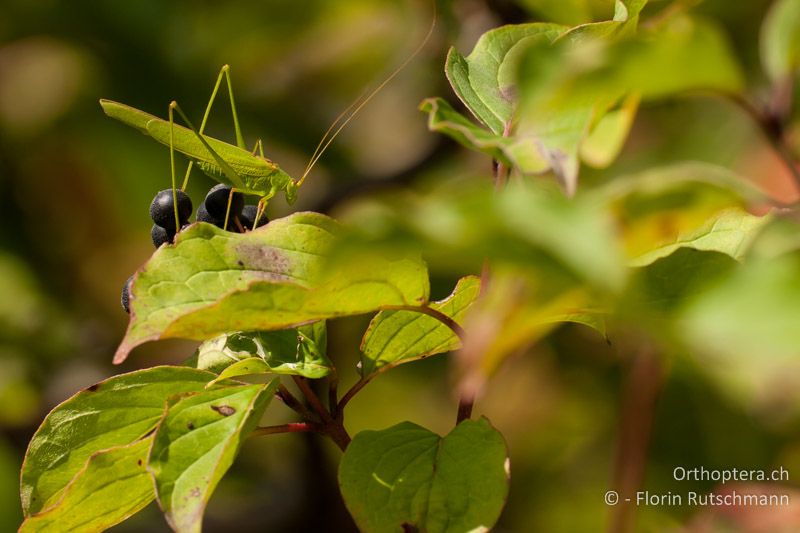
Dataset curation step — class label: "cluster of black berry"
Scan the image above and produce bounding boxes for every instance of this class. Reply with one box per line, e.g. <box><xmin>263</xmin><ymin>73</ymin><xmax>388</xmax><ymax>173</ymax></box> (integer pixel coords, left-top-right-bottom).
<box><xmin>121</xmin><ymin>184</ymin><xmax>269</xmax><ymax>313</ymax></box>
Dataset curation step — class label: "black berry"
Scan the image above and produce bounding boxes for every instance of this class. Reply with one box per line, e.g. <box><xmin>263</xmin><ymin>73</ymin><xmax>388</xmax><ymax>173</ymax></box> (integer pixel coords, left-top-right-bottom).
<box><xmin>204</xmin><ymin>184</ymin><xmax>244</xmax><ymax>220</ymax></box>
<box><xmin>151</xmin><ymin>224</ymin><xmax>173</xmax><ymax>248</ymax></box>
<box><xmin>197</xmin><ymin>201</ymin><xmax>238</xmax><ymax>231</ymax></box>
<box><xmin>196</xmin><ymin>202</ymin><xmax>218</xmax><ymax>224</ymax></box>
<box><xmin>241</xmin><ymin>205</ymin><xmax>269</xmax><ymax>230</ymax></box>
<box><xmin>121</xmin><ymin>275</ymin><xmax>134</xmax><ymax>314</ymax></box>
<box><xmin>150</xmin><ymin>189</ymin><xmax>192</xmax><ymax>231</ymax></box>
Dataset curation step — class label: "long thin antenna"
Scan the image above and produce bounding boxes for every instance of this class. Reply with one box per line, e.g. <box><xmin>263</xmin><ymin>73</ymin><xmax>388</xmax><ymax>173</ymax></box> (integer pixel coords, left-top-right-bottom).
<box><xmin>302</xmin><ymin>86</ymin><xmax>370</xmax><ymax>178</ymax></box>
<box><xmin>297</xmin><ymin>0</ymin><xmax>437</xmax><ymax>187</ymax></box>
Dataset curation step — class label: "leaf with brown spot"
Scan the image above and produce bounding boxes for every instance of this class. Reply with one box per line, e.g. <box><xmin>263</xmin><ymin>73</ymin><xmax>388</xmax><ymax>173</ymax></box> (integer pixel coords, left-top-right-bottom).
<box><xmin>116</xmin><ymin>212</ymin><xmax>429</xmax><ymax>363</ymax></box>
<box><xmin>149</xmin><ymin>381</ymin><xmax>278</xmax><ymax>533</ymax></box>
<box><xmin>210</xmin><ymin>405</ymin><xmax>236</xmax><ymax>416</ymax></box>
<box><xmin>19</xmin><ymin>438</ymin><xmax>155</xmax><ymax>533</ymax></box>
<box><xmin>20</xmin><ymin>366</ymin><xmax>217</xmax><ymax>517</ymax></box>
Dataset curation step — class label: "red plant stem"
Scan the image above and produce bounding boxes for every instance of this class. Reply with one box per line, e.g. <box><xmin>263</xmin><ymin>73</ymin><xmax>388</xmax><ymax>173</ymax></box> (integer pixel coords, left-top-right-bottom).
<box><xmin>454</xmin><ymin>144</ymin><xmax>511</xmax><ymax>425</ymax></box>
<box><xmin>293</xmin><ymin>376</ymin><xmax>330</xmax><ymax>421</ymax></box>
<box><xmin>293</xmin><ymin>376</ymin><xmax>351</xmax><ymax>451</ymax></box>
<box><xmin>252</xmin><ymin>422</ymin><xmax>318</xmax><ymax>437</ymax></box>
<box><xmin>328</xmin><ymin>371</ymin><xmax>340</xmax><ymax>420</ymax></box>
<box><xmin>608</xmin><ymin>348</ymin><xmax>663</xmax><ymax>533</ymax></box>
<box><xmin>456</xmin><ymin>397</ymin><xmax>474</xmax><ymax>423</ymax></box>
<box><xmin>276</xmin><ymin>383</ymin><xmax>317</xmax><ymax>421</ymax></box>
<box><xmin>338</xmin><ymin>356</ymin><xmax>417</xmax><ymax>413</ymax></box>
<box><xmin>337</xmin><ymin>378</ymin><xmax>368</xmax><ymax>413</ymax></box>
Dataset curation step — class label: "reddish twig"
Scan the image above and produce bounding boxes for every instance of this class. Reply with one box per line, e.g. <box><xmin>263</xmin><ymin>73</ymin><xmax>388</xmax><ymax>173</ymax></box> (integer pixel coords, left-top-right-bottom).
<box><xmin>456</xmin><ymin>397</ymin><xmax>474</xmax><ymax>424</ymax></box>
<box><xmin>293</xmin><ymin>376</ymin><xmax>351</xmax><ymax>451</ymax></box>
<box><xmin>276</xmin><ymin>383</ymin><xmax>317</xmax><ymax>421</ymax></box>
<box><xmin>328</xmin><ymin>371</ymin><xmax>340</xmax><ymax>420</ymax></box>
<box><xmin>293</xmin><ymin>376</ymin><xmax>330</xmax><ymax>422</ymax></box>
<box><xmin>609</xmin><ymin>348</ymin><xmax>663</xmax><ymax>533</ymax></box>
<box><xmin>252</xmin><ymin>422</ymin><xmax>319</xmax><ymax>437</ymax></box>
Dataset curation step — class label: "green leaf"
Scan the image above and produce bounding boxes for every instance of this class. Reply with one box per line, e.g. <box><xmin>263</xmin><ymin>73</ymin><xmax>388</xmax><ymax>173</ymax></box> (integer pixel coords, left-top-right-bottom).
<box><xmin>517</xmin><ymin>15</ymin><xmax>742</xmax><ymax>193</ymax></box>
<box><xmin>149</xmin><ymin>381</ymin><xmax>278</xmax><ymax>533</ymax></box>
<box><xmin>419</xmin><ymin>97</ymin><xmax>548</xmax><ymax>174</ymax></box>
<box><xmin>628</xmin><ymin>208</ymin><xmax>773</xmax><ymax>267</ymax></box>
<box><xmin>554</xmin><ymin>308</ymin><xmax>607</xmax><ymax>337</ymax></box>
<box><xmin>212</xmin><ymin>358</ymin><xmax>273</xmax><ymax>383</ymax></box>
<box><xmin>116</xmin><ymin>212</ymin><xmax>429</xmax><ymax>363</ymax></box>
<box><xmin>613</xmin><ymin>0</ymin><xmax>647</xmax><ymax>22</ymax></box>
<box><xmin>458</xmin><ymin>270</ymin><xmax>601</xmax><ymax>382</ymax></box>
<box><xmin>20</xmin><ymin>366</ymin><xmax>215</xmax><ymax>516</ymax></box>
<box><xmin>561</xmin><ymin>0</ymin><xmax>647</xmax><ymax>41</ymax></box>
<box><xmin>360</xmin><ymin>276</ymin><xmax>480</xmax><ymax>377</ymax></box>
<box><xmin>681</xmin><ymin>253</ymin><xmax>800</xmax><ymax>367</ymax></box>
<box><xmin>339</xmin><ymin>418</ymin><xmax>509</xmax><ymax>533</ymax></box>
<box><xmin>344</xmin><ymin>176</ymin><xmax>624</xmax><ymax>385</ymax></box>
<box><xmin>744</xmin><ymin>214</ymin><xmax>800</xmax><ymax>259</ymax></box>
<box><xmin>445</xmin><ymin>23</ymin><xmax>567</xmax><ymax>134</ymax></box>
<box><xmin>431</xmin><ymin>4</ymin><xmax>645</xmax><ymax>179</ymax></box>
<box><xmin>590</xmin><ymin>162</ymin><xmax>766</xmax><ymax>262</ymax></box>
<box><xmin>520</xmin><ymin>0</ymin><xmax>592</xmax><ymax>26</ymax></box>
<box><xmin>196</xmin><ymin>322</ymin><xmax>332</xmax><ymax>380</ymax></box>
<box><xmin>760</xmin><ymin>0</ymin><xmax>800</xmax><ymax>82</ymax></box>
<box><xmin>625</xmin><ymin>249</ymin><xmax>738</xmax><ymax>319</ymax></box>
<box><xmin>579</xmin><ymin>93</ymin><xmax>640</xmax><ymax>168</ymax></box>
<box><xmin>19</xmin><ymin>439</ymin><xmax>154</xmax><ymax>533</ymax></box>
<box><xmin>340</xmin><ymin>179</ymin><xmax>626</xmax><ymax>295</ymax></box>
<box><xmin>680</xmin><ymin>253</ymin><xmax>800</xmax><ymax>412</ymax></box>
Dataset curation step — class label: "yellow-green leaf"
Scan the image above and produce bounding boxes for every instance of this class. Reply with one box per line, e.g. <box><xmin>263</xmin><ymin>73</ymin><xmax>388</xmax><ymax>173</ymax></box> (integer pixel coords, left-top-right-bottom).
<box><xmin>19</xmin><ymin>439</ymin><xmax>154</xmax><ymax>533</ymax></box>
<box><xmin>360</xmin><ymin>276</ymin><xmax>481</xmax><ymax>377</ymax></box>
<box><xmin>149</xmin><ymin>381</ymin><xmax>278</xmax><ymax>533</ymax></box>
<box><xmin>116</xmin><ymin>212</ymin><xmax>429</xmax><ymax>363</ymax></box>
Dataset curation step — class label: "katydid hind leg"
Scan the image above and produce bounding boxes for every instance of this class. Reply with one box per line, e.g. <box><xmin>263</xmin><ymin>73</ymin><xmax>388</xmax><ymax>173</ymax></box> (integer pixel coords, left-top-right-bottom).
<box><xmin>251</xmin><ymin>139</ymin><xmax>264</xmax><ymax>157</ymax></box>
<box><xmin>170</xmin><ymin>101</ymin><xmax>247</xmax><ymax>190</ymax></box>
<box><xmin>181</xmin><ymin>65</ymin><xmax>230</xmax><ymax>191</ymax></box>
<box><xmin>222</xmin><ymin>65</ymin><xmax>246</xmax><ymax>150</ymax></box>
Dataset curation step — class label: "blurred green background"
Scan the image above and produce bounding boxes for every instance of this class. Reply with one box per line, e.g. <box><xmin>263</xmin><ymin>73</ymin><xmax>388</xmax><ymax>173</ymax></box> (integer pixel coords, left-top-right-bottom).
<box><xmin>2</xmin><ymin>0</ymin><xmax>799</xmax><ymax>531</ymax></box>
